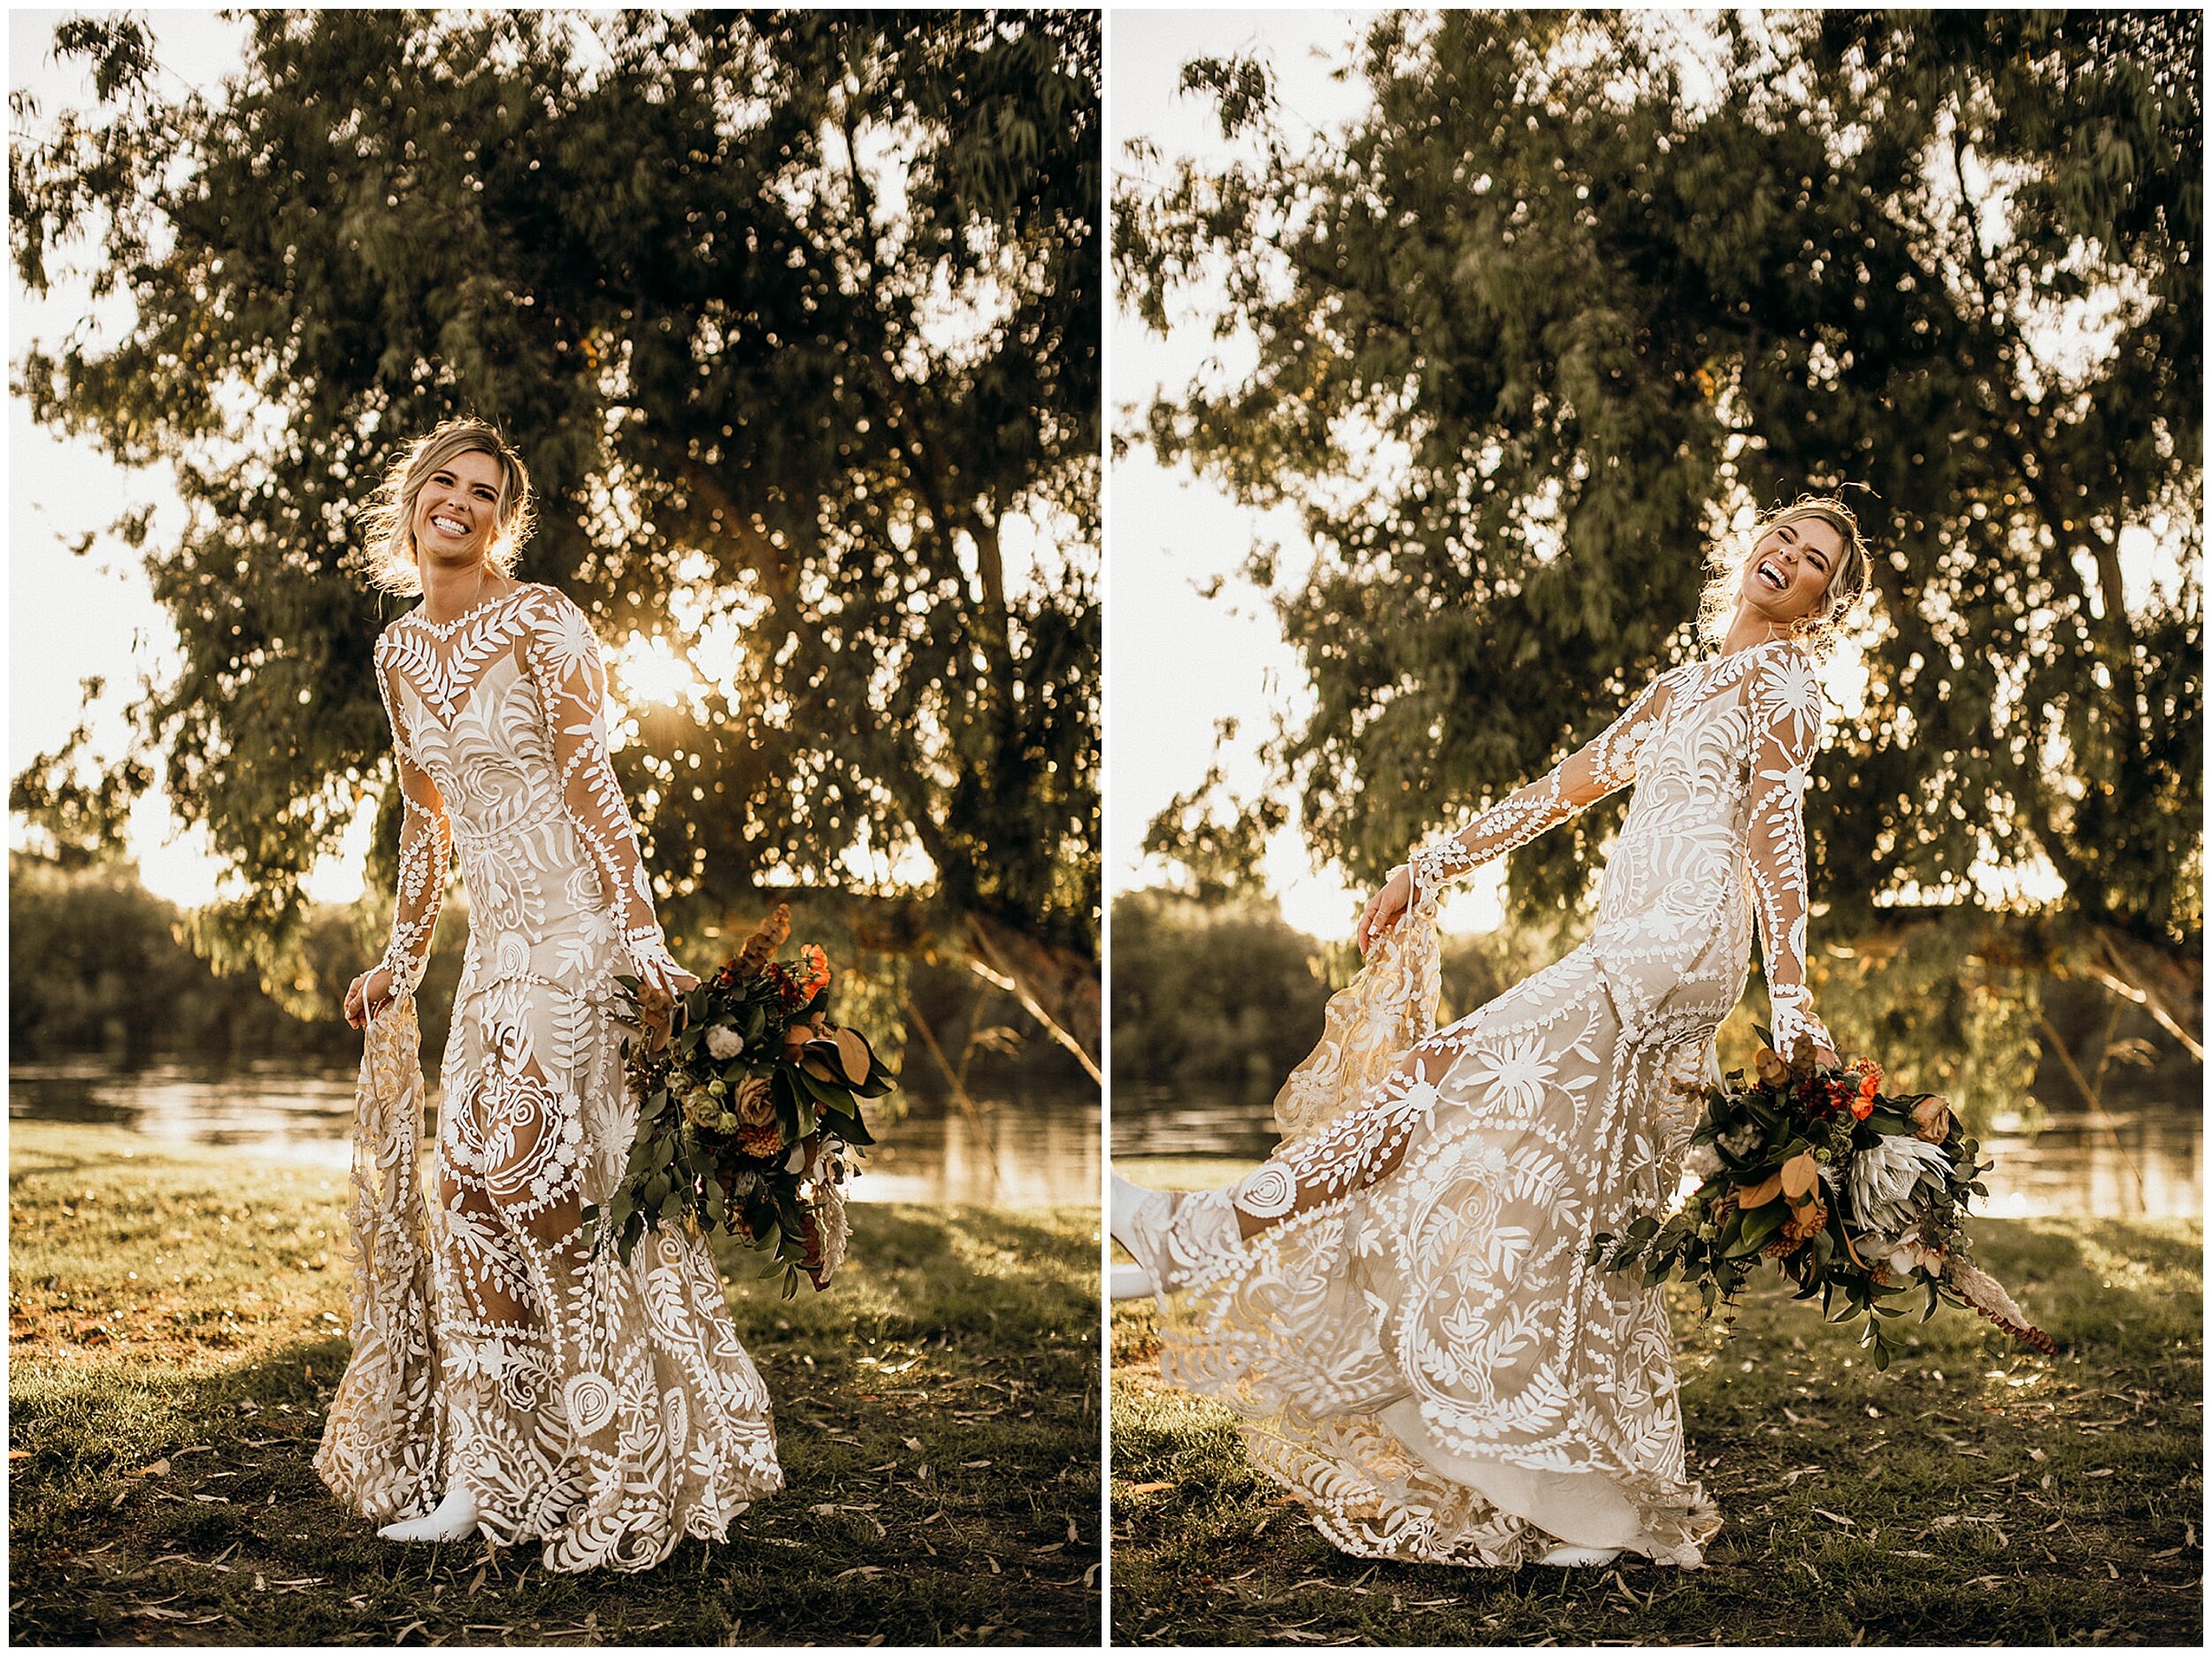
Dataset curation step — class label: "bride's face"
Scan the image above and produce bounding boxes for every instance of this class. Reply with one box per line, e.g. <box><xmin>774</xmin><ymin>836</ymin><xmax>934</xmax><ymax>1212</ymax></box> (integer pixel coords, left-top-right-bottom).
<box><xmin>1738</xmin><ymin>514</ymin><xmax>1845</xmax><ymax>625</ymax></box>
<box><xmin>411</xmin><ymin>448</ymin><xmax>505</xmax><ymax>569</ymax></box>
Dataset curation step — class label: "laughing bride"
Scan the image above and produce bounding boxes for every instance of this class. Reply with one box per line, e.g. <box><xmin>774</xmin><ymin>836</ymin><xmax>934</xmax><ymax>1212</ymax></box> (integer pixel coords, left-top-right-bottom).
<box><xmin>1112</xmin><ymin>496</ymin><xmax>1871</xmax><ymax>1569</ymax></box>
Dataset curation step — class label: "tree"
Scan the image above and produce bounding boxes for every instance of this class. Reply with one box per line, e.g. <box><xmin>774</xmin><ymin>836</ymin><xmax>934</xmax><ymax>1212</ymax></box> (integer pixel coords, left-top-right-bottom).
<box><xmin>1118</xmin><ymin>10</ymin><xmax>2199</xmax><ymax>1042</ymax></box>
<box><xmin>1136</xmin><ymin>718</ymin><xmax>1286</xmax><ymax>905</ymax></box>
<box><xmin>12</xmin><ymin>9</ymin><xmax>1101</xmax><ymax>1065</ymax></box>
<box><xmin>1108</xmin><ymin>888</ymin><xmax>1329</xmax><ymax>1092</ymax></box>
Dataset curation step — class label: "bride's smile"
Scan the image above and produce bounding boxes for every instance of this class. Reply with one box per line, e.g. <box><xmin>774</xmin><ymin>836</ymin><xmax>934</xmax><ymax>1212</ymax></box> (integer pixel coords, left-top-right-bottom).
<box><xmin>1738</xmin><ymin>517</ymin><xmax>1845</xmax><ymax>626</ymax></box>
<box><xmin>410</xmin><ymin>453</ymin><xmax>503</xmax><ymax>564</ymax></box>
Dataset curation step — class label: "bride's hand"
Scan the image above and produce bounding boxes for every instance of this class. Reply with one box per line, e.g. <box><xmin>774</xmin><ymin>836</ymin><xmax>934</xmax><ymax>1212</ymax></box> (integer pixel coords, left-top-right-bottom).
<box><xmin>343</xmin><ymin>965</ymin><xmax>396</xmax><ymax>1030</ymax></box>
<box><xmin>1355</xmin><ymin>866</ymin><xmax>1413</xmax><ymax>958</ymax></box>
<box><xmin>634</xmin><ymin>961</ymin><xmax>701</xmax><ymax>1050</ymax></box>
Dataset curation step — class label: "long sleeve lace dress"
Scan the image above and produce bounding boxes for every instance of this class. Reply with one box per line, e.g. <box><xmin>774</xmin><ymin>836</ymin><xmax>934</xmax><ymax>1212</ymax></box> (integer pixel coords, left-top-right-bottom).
<box><xmin>1131</xmin><ymin>636</ymin><xmax>1834</xmax><ymax>1568</ymax></box>
<box><xmin>316</xmin><ymin>582</ymin><xmax>781</xmax><ymax>1571</ymax></box>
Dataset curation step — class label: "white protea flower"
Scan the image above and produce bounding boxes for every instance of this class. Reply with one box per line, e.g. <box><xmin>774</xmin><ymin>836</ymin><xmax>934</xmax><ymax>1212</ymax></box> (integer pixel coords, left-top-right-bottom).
<box><xmin>1847</xmin><ymin>1133</ymin><xmax>1951</xmax><ymax>1237</ymax></box>
<box><xmin>705</xmin><ymin>1024</ymin><xmax>744</xmax><ymax>1060</ymax></box>
<box><xmin>1679</xmin><ymin>1141</ymin><xmax>1722</xmax><ymax>1182</ymax></box>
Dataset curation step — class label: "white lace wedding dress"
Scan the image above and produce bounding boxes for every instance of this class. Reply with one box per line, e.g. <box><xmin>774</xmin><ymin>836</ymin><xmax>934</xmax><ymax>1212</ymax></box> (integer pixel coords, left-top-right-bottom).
<box><xmin>315</xmin><ymin>582</ymin><xmax>781</xmax><ymax>1571</ymax></box>
<box><xmin>1133</xmin><ymin>637</ymin><xmax>1834</xmax><ymax>1568</ymax></box>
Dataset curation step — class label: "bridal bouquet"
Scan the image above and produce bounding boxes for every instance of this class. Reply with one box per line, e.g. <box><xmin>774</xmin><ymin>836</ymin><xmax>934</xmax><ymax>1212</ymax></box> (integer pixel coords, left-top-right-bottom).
<box><xmin>1588</xmin><ymin>1031</ymin><xmax>2055</xmax><ymax>1368</ymax></box>
<box><xmin>588</xmin><ymin>902</ymin><xmax>895</xmax><ymax>1295</ymax></box>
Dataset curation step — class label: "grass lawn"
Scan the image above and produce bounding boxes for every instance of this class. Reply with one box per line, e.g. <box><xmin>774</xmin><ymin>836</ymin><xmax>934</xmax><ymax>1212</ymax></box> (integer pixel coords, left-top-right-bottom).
<box><xmin>1110</xmin><ymin>1160</ymin><xmax>2201</xmax><ymax>1645</ymax></box>
<box><xmin>8</xmin><ymin>1122</ymin><xmax>1101</xmax><ymax>1645</ymax></box>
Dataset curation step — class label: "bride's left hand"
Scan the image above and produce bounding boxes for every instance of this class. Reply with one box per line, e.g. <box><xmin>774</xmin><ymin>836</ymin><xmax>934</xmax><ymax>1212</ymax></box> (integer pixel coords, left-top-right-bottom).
<box><xmin>635</xmin><ymin>962</ymin><xmax>701</xmax><ymax>1050</ymax></box>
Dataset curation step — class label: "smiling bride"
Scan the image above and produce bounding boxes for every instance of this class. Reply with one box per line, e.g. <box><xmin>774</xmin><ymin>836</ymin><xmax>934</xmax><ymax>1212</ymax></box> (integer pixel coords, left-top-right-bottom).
<box><xmin>1113</xmin><ymin>495</ymin><xmax>1872</xmax><ymax>1571</ymax></box>
<box><xmin>314</xmin><ymin>418</ymin><xmax>781</xmax><ymax>1571</ymax></box>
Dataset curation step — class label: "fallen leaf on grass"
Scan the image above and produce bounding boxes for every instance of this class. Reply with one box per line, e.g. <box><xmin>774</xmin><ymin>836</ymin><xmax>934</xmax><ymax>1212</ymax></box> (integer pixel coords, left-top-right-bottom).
<box><xmin>1812</xmin><ymin>1507</ymin><xmax>1856</xmax><ymax>1527</ymax></box>
<box><xmin>1123</xmin><ymin>1481</ymin><xmax>1173</xmax><ymax>1496</ymax></box>
<box><xmin>8</xmin><ymin>1449</ymin><xmax>30</xmax><ymax>1460</ymax></box>
<box><xmin>134</xmin><ymin>1460</ymin><xmax>172</xmax><ymax>1478</ymax></box>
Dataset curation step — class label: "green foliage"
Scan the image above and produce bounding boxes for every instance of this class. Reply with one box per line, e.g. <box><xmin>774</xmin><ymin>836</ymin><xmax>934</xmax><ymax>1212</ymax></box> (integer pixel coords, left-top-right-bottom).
<box><xmin>12</xmin><ymin>10</ymin><xmax>1102</xmax><ymax>995</ymax></box>
<box><xmin>5</xmin><ymin>852</ymin><xmax>461</xmax><ymax>1060</ymax></box>
<box><xmin>593</xmin><ymin>954</ymin><xmax>894</xmax><ymax>1285</ymax></box>
<box><xmin>1798</xmin><ymin>915</ymin><xmax>2043</xmax><ymax>1134</ymax></box>
<box><xmin>1586</xmin><ymin>1046</ymin><xmax>2032</xmax><ymax>1371</ymax></box>
<box><xmin>9</xmin><ymin>690</ymin><xmax>150</xmax><ymax>870</ymax></box>
<box><xmin>1137</xmin><ymin>735</ymin><xmax>1287</xmax><ymax>905</ymax></box>
<box><xmin>1108</xmin><ymin>889</ymin><xmax>1330</xmax><ymax>1091</ymax></box>
<box><xmin>1119</xmin><ymin>10</ymin><xmax>2200</xmax><ymax>950</ymax></box>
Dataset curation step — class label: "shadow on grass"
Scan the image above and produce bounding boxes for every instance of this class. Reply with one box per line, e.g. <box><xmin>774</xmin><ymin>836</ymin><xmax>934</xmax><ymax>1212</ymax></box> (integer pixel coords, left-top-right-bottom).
<box><xmin>12</xmin><ymin>1198</ymin><xmax>1100</xmax><ymax>1647</ymax></box>
<box><xmin>1110</xmin><ymin>1217</ymin><xmax>2202</xmax><ymax>1646</ymax></box>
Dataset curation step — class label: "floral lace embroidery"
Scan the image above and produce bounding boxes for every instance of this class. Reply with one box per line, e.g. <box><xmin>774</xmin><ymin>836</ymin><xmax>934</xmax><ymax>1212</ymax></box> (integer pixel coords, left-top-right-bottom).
<box><xmin>1740</xmin><ymin>644</ymin><xmax>1834</xmax><ymax>1058</ymax></box>
<box><xmin>1408</xmin><ymin>665</ymin><xmax>1683</xmax><ymax>905</ymax></box>
<box><xmin>322</xmin><ymin>584</ymin><xmax>780</xmax><ymax>1573</ymax></box>
<box><xmin>1148</xmin><ymin>639</ymin><xmax>1832</xmax><ymax>1569</ymax></box>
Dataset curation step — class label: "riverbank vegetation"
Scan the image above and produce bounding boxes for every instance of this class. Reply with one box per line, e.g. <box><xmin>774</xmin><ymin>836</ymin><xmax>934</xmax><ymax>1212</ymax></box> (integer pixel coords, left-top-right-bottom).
<box><xmin>1109</xmin><ymin>888</ymin><xmax>2199</xmax><ymax>1137</ymax></box>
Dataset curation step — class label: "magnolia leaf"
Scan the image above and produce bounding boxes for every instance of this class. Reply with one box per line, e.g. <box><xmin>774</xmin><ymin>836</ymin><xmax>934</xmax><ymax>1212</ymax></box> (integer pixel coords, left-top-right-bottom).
<box><xmin>1738</xmin><ymin>1170</ymin><xmax>1786</xmax><ymax>1209</ymax></box>
<box><xmin>1780</xmin><ymin>1151</ymin><xmax>1818</xmax><ymax>1201</ymax></box>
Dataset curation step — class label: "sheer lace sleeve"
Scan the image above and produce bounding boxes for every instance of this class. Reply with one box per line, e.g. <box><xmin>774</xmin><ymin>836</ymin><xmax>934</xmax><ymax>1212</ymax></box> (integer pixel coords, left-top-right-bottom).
<box><xmin>372</xmin><ymin>647</ymin><xmax>451</xmax><ymax>999</ymax></box>
<box><xmin>1408</xmin><ymin>667</ymin><xmax>1676</xmax><ymax>906</ymax></box>
<box><xmin>1743</xmin><ymin>642</ymin><xmax>1835</xmax><ymax>1060</ymax></box>
<box><xmin>518</xmin><ymin>587</ymin><xmax>687</xmax><ymax>997</ymax></box>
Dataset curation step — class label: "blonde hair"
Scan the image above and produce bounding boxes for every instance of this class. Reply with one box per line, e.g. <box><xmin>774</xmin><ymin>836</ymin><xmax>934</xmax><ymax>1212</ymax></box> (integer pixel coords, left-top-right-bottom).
<box><xmin>357</xmin><ymin>418</ymin><xmax>534</xmax><ymax>596</ymax></box>
<box><xmin>1696</xmin><ymin>492</ymin><xmax>1873</xmax><ymax>654</ymax></box>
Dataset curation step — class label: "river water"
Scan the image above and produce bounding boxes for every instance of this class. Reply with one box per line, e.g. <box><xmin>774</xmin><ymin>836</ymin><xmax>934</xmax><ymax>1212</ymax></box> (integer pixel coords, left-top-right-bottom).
<box><xmin>1110</xmin><ymin>1085</ymin><xmax>2203</xmax><ymax>1221</ymax></box>
<box><xmin>8</xmin><ymin>1056</ymin><xmax>1100</xmax><ymax>1211</ymax></box>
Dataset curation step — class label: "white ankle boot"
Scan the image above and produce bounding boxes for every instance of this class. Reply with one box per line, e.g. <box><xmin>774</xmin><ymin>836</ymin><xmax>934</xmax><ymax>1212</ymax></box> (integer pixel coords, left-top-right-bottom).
<box><xmin>1538</xmin><ymin>1543</ymin><xmax>1623</xmax><ymax>1567</ymax></box>
<box><xmin>378</xmin><ymin>1484</ymin><xmax>480</xmax><ymax>1543</ymax></box>
<box><xmin>1110</xmin><ymin>1171</ymin><xmax>1176</xmax><ymax>1297</ymax></box>
<box><xmin>1109</xmin><ymin>1261</ymin><xmax>1157</xmax><ymax>1300</ymax></box>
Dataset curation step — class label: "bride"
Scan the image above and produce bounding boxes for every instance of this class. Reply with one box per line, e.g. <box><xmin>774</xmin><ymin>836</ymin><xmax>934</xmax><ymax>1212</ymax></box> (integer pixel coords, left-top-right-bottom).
<box><xmin>1112</xmin><ymin>497</ymin><xmax>1871</xmax><ymax>1569</ymax></box>
<box><xmin>315</xmin><ymin>418</ymin><xmax>781</xmax><ymax>1570</ymax></box>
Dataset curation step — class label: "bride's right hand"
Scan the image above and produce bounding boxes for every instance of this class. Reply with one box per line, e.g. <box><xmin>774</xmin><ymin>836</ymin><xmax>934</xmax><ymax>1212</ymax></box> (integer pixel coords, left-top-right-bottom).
<box><xmin>344</xmin><ymin>965</ymin><xmax>396</xmax><ymax>1030</ymax></box>
<box><xmin>1355</xmin><ymin>865</ymin><xmax>1413</xmax><ymax>958</ymax></box>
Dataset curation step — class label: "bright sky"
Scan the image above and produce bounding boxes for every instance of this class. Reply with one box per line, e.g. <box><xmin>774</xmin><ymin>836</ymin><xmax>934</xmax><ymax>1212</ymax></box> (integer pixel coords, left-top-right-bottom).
<box><xmin>7</xmin><ymin>10</ymin><xmax>301</xmax><ymax>907</ymax></box>
<box><xmin>1109</xmin><ymin>9</ymin><xmax>1512</xmax><ymax>939</ymax></box>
